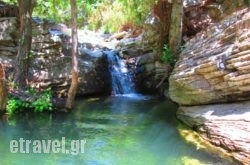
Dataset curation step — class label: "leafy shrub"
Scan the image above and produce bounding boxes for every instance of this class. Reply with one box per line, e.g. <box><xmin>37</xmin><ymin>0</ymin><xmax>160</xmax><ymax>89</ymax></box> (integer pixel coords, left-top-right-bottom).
<box><xmin>161</xmin><ymin>44</ymin><xmax>176</xmax><ymax>65</ymax></box>
<box><xmin>3</xmin><ymin>0</ymin><xmax>156</xmax><ymax>32</ymax></box>
<box><xmin>31</xmin><ymin>88</ymin><xmax>53</xmax><ymax>112</ymax></box>
<box><xmin>6</xmin><ymin>97</ymin><xmax>25</xmax><ymax>114</ymax></box>
<box><xmin>6</xmin><ymin>88</ymin><xmax>53</xmax><ymax>114</ymax></box>
<box><xmin>88</xmin><ymin>0</ymin><xmax>155</xmax><ymax>33</ymax></box>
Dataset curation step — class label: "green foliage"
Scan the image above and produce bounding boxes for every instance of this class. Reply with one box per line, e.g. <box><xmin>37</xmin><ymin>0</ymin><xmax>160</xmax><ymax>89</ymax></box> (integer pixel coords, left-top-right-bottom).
<box><xmin>88</xmin><ymin>1</ymin><xmax>125</xmax><ymax>32</ymax></box>
<box><xmin>32</xmin><ymin>0</ymin><xmax>104</xmax><ymax>27</ymax></box>
<box><xmin>6</xmin><ymin>88</ymin><xmax>53</xmax><ymax>114</ymax></box>
<box><xmin>3</xmin><ymin>0</ymin><xmax>156</xmax><ymax>32</ymax></box>
<box><xmin>6</xmin><ymin>97</ymin><xmax>25</xmax><ymax>114</ymax></box>
<box><xmin>31</xmin><ymin>88</ymin><xmax>53</xmax><ymax>112</ymax></box>
<box><xmin>88</xmin><ymin>0</ymin><xmax>156</xmax><ymax>32</ymax></box>
<box><xmin>244</xmin><ymin>0</ymin><xmax>250</xmax><ymax>4</ymax></box>
<box><xmin>33</xmin><ymin>0</ymin><xmax>71</xmax><ymax>24</ymax></box>
<box><xmin>2</xmin><ymin>0</ymin><xmax>16</xmax><ymax>5</ymax></box>
<box><xmin>161</xmin><ymin>44</ymin><xmax>176</xmax><ymax>65</ymax></box>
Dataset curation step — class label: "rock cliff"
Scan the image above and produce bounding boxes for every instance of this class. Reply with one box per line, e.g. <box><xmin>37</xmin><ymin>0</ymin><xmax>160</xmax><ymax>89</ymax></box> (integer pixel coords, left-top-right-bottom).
<box><xmin>0</xmin><ymin>17</ymin><xmax>111</xmax><ymax>97</ymax></box>
<box><xmin>169</xmin><ymin>8</ymin><xmax>250</xmax><ymax>105</ymax></box>
<box><xmin>169</xmin><ymin>8</ymin><xmax>250</xmax><ymax>164</ymax></box>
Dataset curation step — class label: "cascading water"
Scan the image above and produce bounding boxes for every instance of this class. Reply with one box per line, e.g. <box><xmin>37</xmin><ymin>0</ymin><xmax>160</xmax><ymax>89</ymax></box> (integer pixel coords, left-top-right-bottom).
<box><xmin>105</xmin><ymin>51</ymin><xmax>136</xmax><ymax>95</ymax></box>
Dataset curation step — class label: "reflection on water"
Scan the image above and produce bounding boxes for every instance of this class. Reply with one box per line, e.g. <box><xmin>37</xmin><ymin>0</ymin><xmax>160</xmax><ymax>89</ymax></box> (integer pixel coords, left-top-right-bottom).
<box><xmin>0</xmin><ymin>95</ymin><xmax>238</xmax><ymax>165</ymax></box>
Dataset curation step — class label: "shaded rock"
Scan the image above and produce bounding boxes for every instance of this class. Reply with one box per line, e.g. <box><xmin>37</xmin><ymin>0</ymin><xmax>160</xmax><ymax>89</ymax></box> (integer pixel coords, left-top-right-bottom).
<box><xmin>183</xmin><ymin>0</ymin><xmax>248</xmax><ymax>38</ymax></box>
<box><xmin>169</xmin><ymin>8</ymin><xmax>250</xmax><ymax>105</ymax></box>
<box><xmin>29</xmin><ymin>46</ymin><xmax>110</xmax><ymax>97</ymax></box>
<box><xmin>0</xmin><ymin>17</ymin><xmax>18</xmax><ymax>41</ymax></box>
<box><xmin>135</xmin><ymin>52</ymin><xmax>156</xmax><ymax>66</ymax></box>
<box><xmin>177</xmin><ymin>101</ymin><xmax>250</xmax><ymax>165</ymax></box>
<box><xmin>135</xmin><ymin>59</ymin><xmax>171</xmax><ymax>94</ymax></box>
<box><xmin>0</xmin><ymin>17</ymin><xmax>111</xmax><ymax>97</ymax></box>
<box><xmin>0</xmin><ymin>17</ymin><xmax>18</xmax><ymax>66</ymax></box>
<box><xmin>0</xmin><ymin>1</ymin><xmax>18</xmax><ymax>18</ymax></box>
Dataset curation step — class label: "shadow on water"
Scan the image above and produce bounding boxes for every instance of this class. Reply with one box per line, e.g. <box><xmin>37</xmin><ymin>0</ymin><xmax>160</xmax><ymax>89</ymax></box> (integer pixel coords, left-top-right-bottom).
<box><xmin>0</xmin><ymin>95</ymin><xmax>241</xmax><ymax>165</ymax></box>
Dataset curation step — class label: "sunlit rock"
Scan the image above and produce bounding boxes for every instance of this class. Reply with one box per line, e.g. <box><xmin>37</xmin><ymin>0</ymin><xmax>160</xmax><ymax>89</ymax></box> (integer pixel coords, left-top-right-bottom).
<box><xmin>169</xmin><ymin>8</ymin><xmax>250</xmax><ymax>105</ymax></box>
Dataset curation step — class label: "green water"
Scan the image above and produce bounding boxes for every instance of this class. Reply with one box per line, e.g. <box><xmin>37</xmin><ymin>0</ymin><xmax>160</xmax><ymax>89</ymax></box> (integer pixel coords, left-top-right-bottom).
<box><xmin>0</xmin><ymin>95</ymin><xmax>238</xmax><ymax>165</ymax></box>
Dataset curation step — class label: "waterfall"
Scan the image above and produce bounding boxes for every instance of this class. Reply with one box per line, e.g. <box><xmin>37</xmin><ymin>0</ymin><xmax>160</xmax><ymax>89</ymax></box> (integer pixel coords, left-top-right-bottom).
<box><xmin>105</xmin><ymin>51</ymin><xmax>136</xmax><ymax>95</ymax></box>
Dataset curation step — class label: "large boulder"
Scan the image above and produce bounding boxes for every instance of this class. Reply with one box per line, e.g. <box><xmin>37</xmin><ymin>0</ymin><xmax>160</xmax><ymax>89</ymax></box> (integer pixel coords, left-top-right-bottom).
<box><xmin>177</xmin><ymin>102</ymin><xmax>250</xmax><ymax>165</ymax></box>
<box><xmin>169</xmin><ymin>8</ymin><xmax>250</xmax><ymax>105</ymax></box>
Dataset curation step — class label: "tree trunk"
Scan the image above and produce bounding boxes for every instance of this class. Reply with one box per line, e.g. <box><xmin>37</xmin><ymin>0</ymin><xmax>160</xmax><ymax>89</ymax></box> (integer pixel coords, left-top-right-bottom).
<box><xmin>66</xmin><ymin>0</ymin><xmax>79</xmax><ymax>109</ymax></box>
<box><xmin>14</xmin><ymin>0</ymin><xmax>34</xmax><ymax>89</ymax></box>
<box><xmin>168</xmin><ymin>0</ymin><xmax>183</xmax><ymax>58</ymax></box>
<box><xmin>153</xmin><ymin>0</ymin><xmax>172</xmax><ymax>50</ymax></box>
<box><xmin>0</xmin><ymin>64</ymin><xmax>7</xmax><ymax>111</ymax></box>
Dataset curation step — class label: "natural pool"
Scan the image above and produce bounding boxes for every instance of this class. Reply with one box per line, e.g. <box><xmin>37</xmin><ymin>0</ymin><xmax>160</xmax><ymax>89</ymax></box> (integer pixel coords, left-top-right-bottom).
<box><xmin>0</xmin><ymin>94</ymin><xmax>239</xmax><ymax>165</ymax></box>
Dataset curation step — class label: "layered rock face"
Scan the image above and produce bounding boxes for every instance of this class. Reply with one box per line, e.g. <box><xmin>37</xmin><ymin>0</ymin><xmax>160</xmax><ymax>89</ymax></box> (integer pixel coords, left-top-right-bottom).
<box><xmin>169</xmin><ymin>8</ymin><xmax>250</xmax><ymax>105</ymax></box>
<box><xmin>0</xmin><ymin>17</ymin><xmax>111</xmax><ymax>97</ymax></box>
<box><xmin>0</xmin><ymin>17</ymin><xmax>18</xmax><ymax>66</ymax></box>
<box><xmin>30</xmin><ymin>20</ymin><xmax>111</xmax><ymax>96</ymax></box>
<box><xmin>169</xmin><ymin>8</ymin><xmax>250</xmax><ymax>164</ymax></box>
<box><xmin>0</xmin><ymin>15</ymin><xmax>162</xmax><ymax>96</ymax></box>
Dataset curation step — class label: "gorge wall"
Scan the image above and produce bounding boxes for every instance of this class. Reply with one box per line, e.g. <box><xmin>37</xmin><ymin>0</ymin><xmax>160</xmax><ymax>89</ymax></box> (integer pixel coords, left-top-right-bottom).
<box><xmin>0</xmin><ymin>17</ymin><xmax>112</xmax><ymax>97</ymax></box>
<box><xmin>0</xmin><ymin>15</ymin><xmax>170</xmax><ymax>97</ymax></box>
<box><xmin>169</xmin><ymin>8</ymin><xmax>250</xmax><ymax>165</ymax></box>
<box><xmin>1</xmin><ymin>0</ymin><xmax>243</xmax><ymax>98</ymax></box>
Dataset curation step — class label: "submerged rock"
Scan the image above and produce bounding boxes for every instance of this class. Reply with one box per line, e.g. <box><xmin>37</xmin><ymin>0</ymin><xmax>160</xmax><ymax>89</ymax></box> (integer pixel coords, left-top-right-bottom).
<box><xmin>177</xmin><ymin>102</ymin><xmax>250</xmax><ymax>165</ymax></box>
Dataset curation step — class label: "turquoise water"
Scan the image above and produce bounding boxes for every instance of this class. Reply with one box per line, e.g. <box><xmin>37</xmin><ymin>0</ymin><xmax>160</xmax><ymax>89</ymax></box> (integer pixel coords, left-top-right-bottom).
<box><xmin>0</xmin><ymin>95</ymin><xmax>238</xmax><ymax>165</ymax></box>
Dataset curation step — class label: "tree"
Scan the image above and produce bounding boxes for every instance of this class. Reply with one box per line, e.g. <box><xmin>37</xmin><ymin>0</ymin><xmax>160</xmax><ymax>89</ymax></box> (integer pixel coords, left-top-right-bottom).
<box><xmin>152</xmin><ymin>0</ymin><xmax>172</xmax><ymax>53</ymax></box>
<box><xmin>0</xmin><ymin>64</ymin><xmax>7</xmax><ymax>111</ymax></box>
<box><xmin>14</xmin><ymin>0</ymin><xmax>35</xmax><ymax>89</ymax></box>
<box><xmin>168</xmin><ymin>0</ymin><xmax>183</xmax><ymax>58</ymax></box>
<box><xmin>66</xmin><ymin>0</ymin><xmax>79</xmax><ymax>109</ymax></box>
